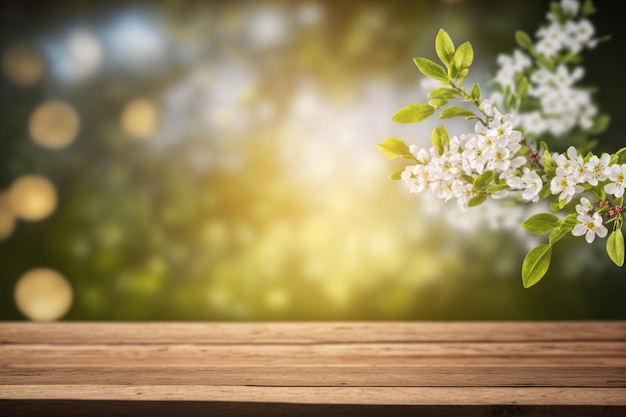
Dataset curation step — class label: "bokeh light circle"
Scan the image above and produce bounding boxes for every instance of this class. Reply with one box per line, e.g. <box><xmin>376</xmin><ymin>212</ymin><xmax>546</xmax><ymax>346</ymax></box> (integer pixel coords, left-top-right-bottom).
<box><xmin>14</xmin><ymin>268</ymin><xmax>73</xmax><ymax>321</ymax></box>
<box><xmin>8</xmin><ymin>175</ymin><xmax>57</xmax><ymax>221</ymax></box>
<box><xmin>29</xmin><ymin>100</ymin><xmax>80</xmax><ymax>149</ymax></box>
<box><xmin>0</xmin><ymin>192</ymin><xmax>16</xmax><ymax>240</ymax></box>
<box><xmin>120</xmin><ymin>99</ymin><xmax>158</xmax><ymax>140</ymax></box>
<box><xmin>1</xmin><ymin>42</ymin><xmax>45</xmax><ymax>87</ymax></box>
<box><xmin>66</xmin><ymin>29</ymin><xmax>103</xmax><ymax>80</ymax></box>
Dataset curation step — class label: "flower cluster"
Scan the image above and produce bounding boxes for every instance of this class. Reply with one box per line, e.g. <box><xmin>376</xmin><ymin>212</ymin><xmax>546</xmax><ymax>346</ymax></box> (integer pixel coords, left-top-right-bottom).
<box><xmin>490</xmin><ymin>0</ymin><xmax>603</xmax><ymax>137</ymax></box>
<box><xmin>401</xmin><ymin>108</ymin><xmax>526</xmax><ymax>211</ymax></box>
<box><xmin>400</xmin><ymin>109</ymin><xmax>626</xmax><ymax>216</ymax></box>
<box><xmin>378</xmin><ymin>0</ymin><xmax>625</xmax><ymax>287</ymax></box>
<box><xmin>537</xmin><ymin>0</ymin><xmax>597</xmax><ymax>55</ymax></box>
<box><xmin>550</xmin><ymin>146</ymin><xmax>626</xmax><ymax>203</ymax></box>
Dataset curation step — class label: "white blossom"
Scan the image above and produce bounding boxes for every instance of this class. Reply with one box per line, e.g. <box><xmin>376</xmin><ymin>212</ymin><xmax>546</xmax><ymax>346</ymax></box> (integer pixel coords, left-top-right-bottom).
<box><xmin>550</xmin><ymin>170</ymin><xmax>583</xmax><ymax>203</ymax></box>
<box><xmin>519</xmin><ymin>111</ymin><xmax>548</xmax><ymax>136</ymax></box>
<box><xmin>410</xmin><ymin>145</ymin><xmax>433</xmax><ymax>164</ymax></box>
<box><xmin>530</xmin><ymin>67</ymin><xmax>553</xmax><ymax>87</ymax></box>
<box><xmin>461</xmin><ymin>135</ymin><xmax>489</xmax><ymax>174</ymax></box>
<box><xmin>572</xmin><ymin>212</ymin><xmax>608</xmax><ymax>243</ymax></box>
<box><xmin>452</xmin><ymin>180</ymin><xmax>475</xmax><ymax>211</ymax></box>
<box><xmin>565</xmin><ymin>19</ymin><xmax>596</xmax><ymax>52</ymax></box>
<box><xmin>604</xmin><ymin>164</ymin><xmax>626</xmax><ymax>198</ymax></box>
<box><xmin>561</xmin><ymin>0</ymin><xmax>580</xmax><ymax>17</ymax></box>
<box><xmin>497</xmin><ymin>50</ymin><xmax>532</xmax><ymax>74</ymax></box>
<box><xmin>553</xmin><ymin>65</ymin><xmax>584</xmax><ymax>90</ymax></box>
<box><xmin>554</xmin><ymin>146</ymin><xmax>582</xmax><ymax>176</ymax></box>
<box><xmin>480</xmin><ymin>100</ymin><xmax>495</xmax><ymax>117</ymax></box>
<box><xmin>575</xmin><ymin>197</ymin><xmax>594</xmax><ymax>215</ymax></box>
<box><xmin>584</xmin><ymin>153</ymin><xmax>610</xmax><ymax>185</ymax></box>
<box><xmin>402</xmin><ymin>165</ymin><xmax>428</xmax><ymax>194</ymax></box>
<box><xmin>507</xmin><ymin>168</ymin><xmax>543</xmax><ymax>202</ymax></box>
<box><xmin>536</xmin><ymin>22</ymin><xmax>567</xmax><ymax>57</ymax></box>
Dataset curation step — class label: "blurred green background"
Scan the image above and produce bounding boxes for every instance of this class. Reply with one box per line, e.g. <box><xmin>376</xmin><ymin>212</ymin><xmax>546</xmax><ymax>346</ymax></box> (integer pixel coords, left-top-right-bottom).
<box><xmin>1</xmin><ymin>0</ymin><xmax>624</xmax><ymax>321</ymax></box>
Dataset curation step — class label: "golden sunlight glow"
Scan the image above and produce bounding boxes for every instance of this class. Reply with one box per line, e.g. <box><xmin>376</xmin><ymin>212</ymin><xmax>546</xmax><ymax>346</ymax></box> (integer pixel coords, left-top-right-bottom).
<box><xmin>29</xmin><ymin>100</ymin><xmax>80</xmax><ymax>149</ymax></box>
<box><xmin>1</xmin><ymin>42</ymin><xmax>45</xmax><ymax>87</ymax></box>
<box><xmin>264</xmin><ymin>287</ymin><xmax>289</xmax><ymax>310</ymax></box>
<box><xmin>14</xmin><ymin>268</ymin><xmax>73</xmax><ymax>321</ymax></box>
<box><xmin>8</xmin><ymin>175</ymin><xmax>57</xmax><ymax>221</ymax></box>
<box><xmin>120</xmin><ymin>98</ymin><xmax>158</xmax><ymax>140</ymax></box>
<box><xmin>2</xmin><ymin>0</ymin><xmax>598</xmax><ymax>322</ymax></box>
<box><xmin>0</xmin><ymin>192</ymin><xmax>16</xmax><ymax>240</ymax></box>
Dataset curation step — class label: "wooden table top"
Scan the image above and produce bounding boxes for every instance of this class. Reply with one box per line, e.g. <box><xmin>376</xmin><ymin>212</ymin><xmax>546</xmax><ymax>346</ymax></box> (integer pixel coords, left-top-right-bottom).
<box><xmin>1</xmin><ymin>321</ymin><xmax>625</xmax><ymax>416</ymax></box>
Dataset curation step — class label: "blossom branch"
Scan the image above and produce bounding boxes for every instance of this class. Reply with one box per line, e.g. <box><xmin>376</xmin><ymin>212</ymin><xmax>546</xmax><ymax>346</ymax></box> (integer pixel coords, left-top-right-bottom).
<box><xmin>378</xmin><ymin>0</ymin><xmax>625</xmax><ymax>287</ymax></box>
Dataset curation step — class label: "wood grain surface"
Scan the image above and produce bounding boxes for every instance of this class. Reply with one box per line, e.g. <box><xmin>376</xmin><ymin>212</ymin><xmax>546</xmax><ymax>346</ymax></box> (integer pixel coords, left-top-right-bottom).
<box><xmin>1</xmin><ymin>321</ymin><xmax>625</xmax><ymax>416</ymax></box>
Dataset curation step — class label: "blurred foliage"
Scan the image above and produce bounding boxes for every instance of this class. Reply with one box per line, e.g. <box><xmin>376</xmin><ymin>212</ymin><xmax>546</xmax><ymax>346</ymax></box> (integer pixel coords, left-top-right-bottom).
<box><xmin>0</xmin><ymin>0</ymin><xmax>625</xmax><ymax>321</ymax></box>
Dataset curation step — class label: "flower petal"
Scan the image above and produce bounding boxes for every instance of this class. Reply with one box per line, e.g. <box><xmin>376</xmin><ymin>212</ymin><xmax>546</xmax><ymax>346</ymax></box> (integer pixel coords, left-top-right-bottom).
<box><xmin>572</xmin><ymin>224</ymin><xmax>587</xmax><ymax>237</ymax></box>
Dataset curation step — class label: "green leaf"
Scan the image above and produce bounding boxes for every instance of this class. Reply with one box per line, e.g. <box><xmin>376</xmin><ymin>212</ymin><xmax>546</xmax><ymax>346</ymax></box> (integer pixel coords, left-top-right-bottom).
<box><xmin>486</xmin><ymin>183</ymin><xmax>508</xmax><ymax>194</ymax></box>
<box><xmin>456</xmin><ymin>68</ymin><xmax>470</xmax><ymax>85</ymax></box>
<box><xmin>535</xmin><ymin>53</ymin><xmax>555</xmax><ymax>71</ymax></box>
<box><xmin>392</xmin><ymin>104</ymin><xmax>435</xmax><ymax>124</ymax></box>
<box><xmin>440</xmin><ymin>106</ymin><xmax>475</xmax><ymax>119</ymax></box>
<box><xmin>579</xmin><ymin>139</ymin><xmax>598</xmax><ymax>155</ymax></box>
<box><xmin>431</xmin><ymin>125</ymin><xmax>450</xmax><ymax>156</ymax></box>
<box><xmin>550</xmin><ymin>2</ymin><xmax>564</xmax><ymax>21</ymax></box>
<box><xmin>549</xmin><ymin>220</ymin><xmax>575</xmax><ymax>246</ymax></box>
<box><xmin>468</xmin><ymin>193</ymin><xmax>486</xmax><ymax>207</ymax></box>
<box><xmin>610</xmin><ymin>148</ymin><xmax>626</xmax><ymax>165</ymax></box>
<box><xmin>522</xmin><ymin>213</ymin><xmax>560</xmax><ymax>234</ymax></box>
<box><xmin>413</xmin><ymin>58</ymin><xmax>449</xmax><ymax>82</ymax></box>
<box><xmin>471</xmin><ymin>83</ymin><xmax>481</xmax><ymax>103</ymax></box>
<box><xmin>589</xmin><ymin>114</ymin><xmax>610</xmax><ymax>134</ymax></box>
<box><xmin>516</xmin><ymin>76</ymin><xmax>530</xmax><ymax>97</ymax></box>
<box><xmin>375</xmin><ymin>138</ymin><xmax>414</xmax><ymax>160</ymax></box>
<box><xmin>543</xmin><ymin>149</ymin><xmax>556</xmax><ymax>177</ymax></box>
<box><xmin>582</xmin><ymin>0</ymin><xmax>596</xmax><ymax>17</ymax></box>
<box><xmin>473</xmin><ymin>170</ymin><xmax>494</xmax><ymax>188</ymax></box>
<box><xmin>515</xmin><ymin>31</ymin><xmax>534</xmax><ymax>50</ymax></box>
<box><xmin>428</xmin><ymin>88</ymin><xmax>458</xmax><ymax>100</ymax></box>
<box><xmin>389</xmin><ymin>169</ymin><xmax>405</xmax><ymax>181</ymax></box>
<box><xmin>561</xmin><ymin>213</ymin><xmax>578</xmax><ymax>228</ymax></box>
<box><xmin>522</xmin><ymin>244</ymin><xmax>552</xmax><ymax>288</ymax></box>
<box><xmin>561</xmin><ymin>52</ymin><xmax>581</xmax><ymax>64</ymax></box>
<box><xmin>504</xmin><ymin>86</ymin><xmax>517</xmax><ymax>110</ymax></box>
<box><xmin>607</xmin><ymin>229</ymin><xmax>625</xmax><ymax>267</ymax></box>
<box><xmin>428</xmin><ymin>98</ymin><xmax>448</xmax><ymax>109</ymax></box>
<box><xmin>435</xmin><ymin>28</ymin><xmax>455</xmax><ymax>68</ymax></box>
<box><xmin>459</xmin><ymin>174</ymin><xmax>474</xmax><ymax>184</ymax></box>
<box><xmin>453</xmin><ymin>41</ymin><xmax>474</xmax><ymax>71</ymax></box>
